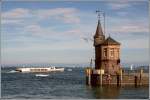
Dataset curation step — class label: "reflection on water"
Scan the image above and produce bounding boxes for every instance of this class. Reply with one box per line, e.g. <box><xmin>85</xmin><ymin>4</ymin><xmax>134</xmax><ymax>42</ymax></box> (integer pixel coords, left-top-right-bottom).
<box><xmin>88</xmin><ymin>86</ymin><xmax>120</xmax><ymax>99</ymax></box>
<box><xmin>87</xmin><ymin>85</ymin><xmax>149</xmax><ymax>99</ymax></box>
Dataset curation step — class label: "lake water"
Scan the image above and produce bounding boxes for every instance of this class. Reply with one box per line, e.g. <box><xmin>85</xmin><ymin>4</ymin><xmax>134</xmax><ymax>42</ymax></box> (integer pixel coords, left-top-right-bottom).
<box><xmin>1</xmin><ymin>67</ymin><xmax>149</xmax><ymax>99</ymax></box>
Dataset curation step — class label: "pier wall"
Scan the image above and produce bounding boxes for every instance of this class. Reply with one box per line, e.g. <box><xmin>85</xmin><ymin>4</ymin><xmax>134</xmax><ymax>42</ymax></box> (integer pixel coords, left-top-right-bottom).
<box><xmin>85</xmin><ymin>68</ymin><xmax>149</xmax><ymax>86</ymax></box>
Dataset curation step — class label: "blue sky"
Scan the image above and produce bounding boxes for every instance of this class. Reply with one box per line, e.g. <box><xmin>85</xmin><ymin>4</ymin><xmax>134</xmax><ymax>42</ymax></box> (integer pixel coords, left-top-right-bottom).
<box><xmin>1</xmin><ymin>1</ymin><xmax>149</xmax><ymax>65</ymax></box>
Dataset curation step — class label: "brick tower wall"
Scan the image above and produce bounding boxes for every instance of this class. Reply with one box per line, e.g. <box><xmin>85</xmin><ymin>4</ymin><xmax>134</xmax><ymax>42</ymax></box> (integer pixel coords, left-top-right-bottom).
<box><xmin>95</xmin><ymin>45</ymin><xmax>120</xmax><ymax>74</ymax></box>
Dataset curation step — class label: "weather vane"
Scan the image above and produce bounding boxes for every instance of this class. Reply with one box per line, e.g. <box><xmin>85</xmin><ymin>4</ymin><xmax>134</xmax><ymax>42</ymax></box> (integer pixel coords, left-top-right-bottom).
<box><xmin>96</xmin><ymin>10</ymin><xmax>101</xmax><ymax>20</ymax></box>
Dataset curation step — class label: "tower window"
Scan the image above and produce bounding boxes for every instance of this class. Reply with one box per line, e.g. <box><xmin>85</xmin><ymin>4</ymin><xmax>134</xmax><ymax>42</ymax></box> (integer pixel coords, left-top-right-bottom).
<box><xmin>110</xmin><ymin>48</ymin><xmax>114</xmax><ymax>57</ymax></box>
<box><xmin>117</xmin><ymin>49</ymin><xmax>119</xmax><ymax>57</ymax></box>
<box><xmin>104</xmin><ymin>48</ymin><xmax>107</xmax><ymax>57</ymax></box>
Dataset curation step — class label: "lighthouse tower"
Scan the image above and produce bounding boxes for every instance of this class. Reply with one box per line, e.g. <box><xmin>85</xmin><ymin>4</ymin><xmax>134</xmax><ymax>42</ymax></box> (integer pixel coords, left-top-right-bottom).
<box><xmin>93</xmin><ymin>11</ymin><xmax>121</xmax><ymax>75</ymax></box>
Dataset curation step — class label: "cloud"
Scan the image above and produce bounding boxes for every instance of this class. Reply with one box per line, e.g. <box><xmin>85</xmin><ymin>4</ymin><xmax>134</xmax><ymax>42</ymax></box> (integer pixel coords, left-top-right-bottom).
<box><xmin>2</xmin><ymin>8</ymin><xmax>30</xmax><ymax>19</ymax></box>
<box><xmin>109</xmin><ymin>23</ymin><xmax>148</xmax><ymax>33</ymax></box>
<box><xmin>2</xmin><ymin>8</ymin><xmax>32</xmax><ymax>25</ymax></box>
<box><xmin>2</xmin><ymin>7</ymin><xmax>80</xmax><ymax>25</ymax></box>
<box><xmin>23</xmin><ymin>24</ymin><xmax>82</xmax><ymax>38</ymax></box>
<box><xmin>24</xmin><ymin>24</ymin><xmax>46</xmax><ymax>35</ymax></box>
<box><xmin>56</xmin><ymin>13</ymin><xmax>80</xmax><ymax>24</ymax></box>
<box><xmin>37</xmin><ymin>8</ymin><xmax>77</xmax><ymax>17</ymax></box>
<box><xmin>2</xmin><ymin>8</ymin><xmax>80</xmax><ymax>25</ymax></box>
<box><xmin>106</xmin><ymin>1</ymin><xmax>146</xmax><ymax>10</ymax></box>
<box><xmin>106</xmin><ymin>15</ymin><xmax>149</xmax><ymax>35</ymax></box>
<box><xmin>36</xmin><ymin>8</ymin><xmax>80</xmax><ymax>24</ymax></box>
<box><xmin>116</xmin><ymin>11</ymin><xmax>129</xmax><ymax>16</ymax></box>
<box><xmin>108</xmin><ymin>3</ymin><xmax>130</xmax><ymax>10</ymax></box>
<box><xmin>106</xmin><ymin>1</ymin><xmax>135</xmax><ymax>10</ymax></box>
<box><xmin>1</xmin><ymin>19</ymin><xmax>23</xmax><ymax>24</ymax></box>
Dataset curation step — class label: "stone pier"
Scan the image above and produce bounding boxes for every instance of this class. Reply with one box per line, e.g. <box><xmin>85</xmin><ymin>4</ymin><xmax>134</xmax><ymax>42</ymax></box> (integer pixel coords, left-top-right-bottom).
<box><xmin>85</xmin><ymin>68</ymin><xmax>149</xmax><ymax>86</ymax></box>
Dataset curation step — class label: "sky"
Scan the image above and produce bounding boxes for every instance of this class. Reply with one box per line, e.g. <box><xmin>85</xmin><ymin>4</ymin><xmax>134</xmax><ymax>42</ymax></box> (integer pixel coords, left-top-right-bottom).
<box><xmin>1</xmin><ymin>1</ymin><xmax>149</xmax><ymax>65</ymax></box>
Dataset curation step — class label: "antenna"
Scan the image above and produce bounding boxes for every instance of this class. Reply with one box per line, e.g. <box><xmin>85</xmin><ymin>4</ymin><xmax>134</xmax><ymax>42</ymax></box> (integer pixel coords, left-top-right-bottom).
<box><xmin>103</xmin><ymin>12</ymin><xmax>105</xmax><ymax>35</ymax></box>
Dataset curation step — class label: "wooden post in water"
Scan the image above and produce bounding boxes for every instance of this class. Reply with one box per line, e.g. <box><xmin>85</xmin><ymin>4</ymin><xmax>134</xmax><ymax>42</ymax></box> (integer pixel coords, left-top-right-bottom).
<box><xmin>117</xmin><ymin>74</ymin><xmax>120</xmax><ymax>86</ymax></box>
<box><xmin>120</xmin><ymin>69</ymin><xmax>122</xmax><ymax>85</ymax></box>
<box><xmin>139</xmin><ymin>69</ymin><xmax>143</xmax><ymax>85</ymax></box>
<box><xmin>99</xmin><ymin>69</ymin><xmax>104</xmax><ymax>86</ymax></box>
<box><xmin>134</xmin><ymin>75</ymin><xmax>138</xmax><ymax>87</ymax></box>
<box><xmin>85</xmin><ymin>68</ymin><xmax>92</xmax><ymax>85</ymax></box>
<box><xmin>100</xmin><ymin>69</ymin><xmax>102</xmax><ymax>86</ymax></box>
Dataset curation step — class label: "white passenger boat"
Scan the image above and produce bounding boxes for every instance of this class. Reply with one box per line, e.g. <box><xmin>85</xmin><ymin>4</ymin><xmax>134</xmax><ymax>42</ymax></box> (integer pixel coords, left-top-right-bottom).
<box><xmin>16</xmin><ymin>66</ymin><xmax>64</xmax><ymax>73</ymax></box>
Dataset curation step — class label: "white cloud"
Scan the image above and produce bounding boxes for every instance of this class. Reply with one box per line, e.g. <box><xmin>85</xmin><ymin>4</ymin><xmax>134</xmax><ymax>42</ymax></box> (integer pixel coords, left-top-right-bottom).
<box><xmin>109</xmin><ymin>24</ymin><xmax>149</xmax><ymax>33</ymax></box>
<box><xmin>36</xmin><ymin>8</ymin><xmax>78</xmax><ymax>18</ymax></box>
<box><xmin>106</xmin><ymin>15</ymin><xmax>149</xmax><ymax>35</ymax></box>
<box><xmin>108</xmin><ymin>3</ymin><xmax>130</xmax><ymax>10</ymax></box>
<box><xmin>106</xmin><ymin>1</ymin><xmax>135</xmax><ymax>10</ymax></box>
<box><xmin>2</xmin><ymin>8</ymin><xmax>30</xmax><ymax>19</ymax></box>
<box><xmin>36</xmin><ymin>8</ymin><xmax>80</xmax><ymax>23</ymax></box>
<box><xmin>2</xmin><ymin>8</ymin><xmax>32</xmax><ymax>25</ymax></box>
<box><xmin>2</xmin><ymin>7</ymin><xmax>80</xmax><ymax>25</ymax></box>
<box><xmin>56</xmin><ymin>13</ymin><xmax>80</xmax><ymax>24</ymax></box>
<box><xmin>23</xmin><ymin>24</ymin><xmax>83</xmax><ymax>39</ymax></box>
<box><xmin>24</xmin><ymin>24</ymin><xmax>46</xmax><ymax>35</ymax></box>
<box><xmin>106</xmin><ymin>1</ymin><xmax>146</xmax><ymax>10</ymax></box>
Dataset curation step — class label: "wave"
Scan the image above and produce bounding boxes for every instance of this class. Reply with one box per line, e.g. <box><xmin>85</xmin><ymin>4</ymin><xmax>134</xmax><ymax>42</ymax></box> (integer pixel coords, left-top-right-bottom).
<box><xmin>35</xmin><ymin>74</ymin><xmax>49</xmax><ymax>77</ymax></box>
<box><xmin>7</xmin><ymin>70</ymin><xmax>18</xmax><ymax>73</ymax></box>
<box><xmin>2</xmin><ymin>94</ymin><xmax>81</xmax><ymax>99</ymax></box>
<box><xmin>67</xmin><ymin>69</ymin><xmax>72</xmax><ymax>71</ymax></box>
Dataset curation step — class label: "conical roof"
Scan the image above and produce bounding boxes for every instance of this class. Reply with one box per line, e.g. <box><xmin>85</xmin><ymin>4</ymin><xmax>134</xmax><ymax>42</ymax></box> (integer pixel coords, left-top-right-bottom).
<box><xmin>102</xmin><ymin>36</ymin><xmax>120</xmax><ymax>45</ymax></box>
<box><xmin>94</xmin><ymin>20</ymin><xmax>104</xmax><ymax>38</ymax></box>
